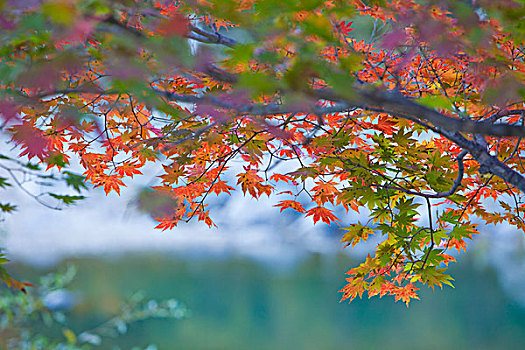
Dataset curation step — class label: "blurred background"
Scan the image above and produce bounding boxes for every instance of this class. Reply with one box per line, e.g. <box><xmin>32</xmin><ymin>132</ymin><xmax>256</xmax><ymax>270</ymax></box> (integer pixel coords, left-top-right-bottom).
<box><xmin>3</xmin><ymin>169</ymin><xmax>525</xmax><ymax>350</ymax></box>
<box><xmin>1</xmin><ymin>10</ymin><xmax>525</xmax><ymax>350</ymax></box>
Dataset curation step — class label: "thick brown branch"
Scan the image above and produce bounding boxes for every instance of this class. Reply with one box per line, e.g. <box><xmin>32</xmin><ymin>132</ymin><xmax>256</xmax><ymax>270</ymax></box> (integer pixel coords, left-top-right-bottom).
<box><xmin>314</xmin><ymin>88</ymin><xmax>525</xmax><ymax>138</ymax></box>
<box><xmin>433</xmin><ymin>129</ymin><xmax>525</xmax><ymax>194</ymax></box>
<box><xmin>189</xmin><ymin>26</ymin><xmax>237</xmax><ymax>47</ymax></box>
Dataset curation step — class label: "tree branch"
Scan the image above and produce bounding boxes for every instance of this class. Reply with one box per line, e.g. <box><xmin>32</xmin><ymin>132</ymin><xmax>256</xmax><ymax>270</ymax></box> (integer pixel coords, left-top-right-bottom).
<box><xmin>313</xmin><ymin>87</ymin><xmax>525</xmax><ymax>138</ymax></box>
<box><xmin>188</xmin><ymin>25</ymin><xmax>237</xmax><ymax>47</ymax></box>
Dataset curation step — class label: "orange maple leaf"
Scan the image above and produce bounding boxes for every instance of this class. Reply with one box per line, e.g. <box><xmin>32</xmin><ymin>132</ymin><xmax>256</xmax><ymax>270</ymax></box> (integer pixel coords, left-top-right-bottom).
<box><xmin>393</xmin><ymin>284</ymin><xmax>420</xmax><ymax>307</ymax></box>
<box><xmin>274</xmin><ymin>200</ymin><xmax>306</xmax><ymax>213</ymax></box>
<box><xmin>305</xmin><ymin>206</ymin><xmax>341</xmax><ymax>225</ymax></box>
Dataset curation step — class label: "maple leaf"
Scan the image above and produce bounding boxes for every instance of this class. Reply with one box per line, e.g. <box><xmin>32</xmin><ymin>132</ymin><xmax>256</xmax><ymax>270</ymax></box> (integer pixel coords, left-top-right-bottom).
<box><xmin>312</xmin><ymin>180</ymin><xmax>339</xmax><ymax>205</ymax></box>
<box><xmin>305</xmin><ymin>206</ymin><xmax>340</xmax><ymax>225</ymax></box>
<box><xmin>154</xmin><ymin>217</ymin><xmax>179</xmax><ymax>231</ymax></box>
<box><xmin>0</xmin><ymin>203</ymin><xmax>17</xmax><ymax>213</ymax></box>
<box><xmin>198</xmin><ymin>209</ymin><xmax>216</xmax><ymax>228</ymax></box>
<box><xmin>0</xmin><ymin>100</ymin><xmax>19</xmax><ymax>123</ymax></box>
<box><xmin>236</xmin><ymin>168</ymin><xmax>268</xmax><ymax>198</ymax></box>
<box><xmin>420</xmin><ymin>267</ymin><xmax>455</xmax><ymax>290</ymax></box>
<box><xmin>10</xmin><ymin>123</ymin><xmax>49</xmax><ymax>159</ymax></box>
<box><xmin>0</xmin><ymin>255</ymin><xmax>34</xmax><ymax>293</ymax></box>
<box><xmin>137</xmin><ymin>188</ymin><xmax>179</xmax><ymax>218</ymax></box>
<box><xmin>341</xmin><ymin>223</ymin><xmax>374</xmax><ymax>247</ymax></box>
<box><xmin>274</xmin><ymin>200</ymin><xmax>306</xmax><ymax>213</ymax></box>
<box><xmin>270</xmin><ymin>173</ymin><xmax>294</xmax><ymax>184</ymax></box>
<box><xmin>157</xmin><ymin>13</ymin><xmax>190</xmax><ymax>37</ymax></box>
<box><xmin>211</xmin><ymin>179</ymin><xmax>235</xmax><ymax>195</ymax></box>
<box><xmin>117</xmin><ymin>162</ymin><xmax>144</xmax><ymax>177</ymax></box>
<box><xmin>93</xmin><ymin>175</ymin><xmax>125</xmax><ymax>195</ymax></box>
<box><xmin>445</xmin><ymin>238</ymin><xmax>468</xmax><ymax>253</ymax></box>
<box><xmin>339</xmin><ymin>276</ymin><xmax>368</xmax><ymax>302</ymax></box>
<box><xmin>393</xmin><ymin>284</ymin><xmax>420</xmax><ymax>307</ymax></box>
<box><xmin>337</xmin><ymin>20</ymin><xmax>354</xmax><ymax>36</ymax></box>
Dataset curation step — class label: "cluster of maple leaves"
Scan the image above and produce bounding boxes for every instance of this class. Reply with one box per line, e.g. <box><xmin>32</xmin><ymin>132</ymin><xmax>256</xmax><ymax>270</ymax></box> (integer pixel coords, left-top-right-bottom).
<box><xmin>1</xmin><ymin>0</ymin><xmax>525</xmax><ymax>306</ymax></box>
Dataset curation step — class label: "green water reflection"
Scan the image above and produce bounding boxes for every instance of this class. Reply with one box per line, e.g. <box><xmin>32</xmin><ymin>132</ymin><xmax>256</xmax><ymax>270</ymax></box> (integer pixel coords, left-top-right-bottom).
<box><xmin>13</xmin><ymin>253</ymin><xmax>525</xmax><ymax>349</ymax></box>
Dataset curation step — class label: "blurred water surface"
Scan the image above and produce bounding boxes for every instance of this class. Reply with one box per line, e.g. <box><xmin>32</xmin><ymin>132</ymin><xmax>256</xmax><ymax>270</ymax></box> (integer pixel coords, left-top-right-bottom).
<box><xmin>10</xmin><ymin>252</ymin><xmax>525</xmax><ymax>350</ymax></box>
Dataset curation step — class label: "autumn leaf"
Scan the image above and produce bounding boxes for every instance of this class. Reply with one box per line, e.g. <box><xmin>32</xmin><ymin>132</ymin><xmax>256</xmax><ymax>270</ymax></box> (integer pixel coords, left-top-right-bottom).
<box><xmin>211</xmin><ymin>179</ymin><xmax>235</xmax><ymax>195</ymax></box>
<box><xmin>341</xmin><ymin>223</ymin><xmax>374</xmax><ymax>247</ymax></box>
<box><xmin>94</xmin><ymin>176</ymin><xmax>126</xmax><ymax>195</ymax></box>
<box><xmin>157</xmin><ymin>12</ymin><xmax>190</xmax><ymax>37</ymax></box>
<box><xmin>10</xmin><ymin>123</ymin><xmax>49</xmax><ymax>159</ymax></box>
<box><xmin>274</xmin><ymin>200</ymin><xmax>306</xmax><ymax>213</ymax></box>
<box><xmin>0</xmin><ymin>255</ymin><xmax>34</xmax><ymax>293</ymax></box>
<box><xmin>270</xmin><ymin>173</ymin><xmax>294</xmax><ymax>184</ymax></box>
<box><xmin>336</xmin><ymin>20</ymin><xmax>354</xmax><ymax>36</ymax></box>
<box><xmin>305</xmin><ymin>206</ymin><xmax>340</xmax><ymax>225</ymax></box>
<box><xmin>339</xmin><ymin>276</ymin><xmax>369</xmax><ymax>302</ymax></box>
<box><xmin>393</xmin><ymin>284</ymin><xmax>420</xmax><ymax>307</ymax></box>
<box><xmin>117</xmin><ymin>162</ymin><xmax>144</xmax><ymax>177</ymax></box>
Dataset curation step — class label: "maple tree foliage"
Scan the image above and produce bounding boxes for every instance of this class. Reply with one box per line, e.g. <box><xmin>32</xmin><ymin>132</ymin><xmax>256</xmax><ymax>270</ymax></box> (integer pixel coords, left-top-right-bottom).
<box><xmin>1</xmin><ymin>0</ymin><xmax>525</xmax><ymax>306</ymax></box>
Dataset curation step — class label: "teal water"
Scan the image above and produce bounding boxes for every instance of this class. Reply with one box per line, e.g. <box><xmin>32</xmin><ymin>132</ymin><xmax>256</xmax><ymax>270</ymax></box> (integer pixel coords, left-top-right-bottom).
<box><xmin>11</xmin><ymin>253</ymin><xmax>525</xmax><ymax>349</ymax></box>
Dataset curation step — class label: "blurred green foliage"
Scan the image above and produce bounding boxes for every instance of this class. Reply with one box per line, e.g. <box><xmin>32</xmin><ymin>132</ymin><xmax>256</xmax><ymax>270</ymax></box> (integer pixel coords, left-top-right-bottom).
<box><xmin>0</xmin><ymin>265</ymin><xmax>186</xmax><ymax>350</ymax></box>
<box><xmin>7</xmin><ymin>253</ymin><xmax>525</xmax><ymax>350</ymax></box>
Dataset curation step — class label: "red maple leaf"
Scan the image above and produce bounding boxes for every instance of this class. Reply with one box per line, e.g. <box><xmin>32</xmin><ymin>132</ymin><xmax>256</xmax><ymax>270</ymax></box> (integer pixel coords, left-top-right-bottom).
<box><xmin>393</xmin><ymin>284</ymin><xmax>420</xmax><ymax>307</ymax></box>
<box><xmin>275</xmin><ymin>200</ymin><xmax>306</xmax><ymax>213</ymax></box>
<box><xmin>10</xmin><ymin>123</ymin><xmax>49</xmax><ymax>159</ymax></box>
<box><xmin>337</xmin><ymin>21</ymin><xmax>354</xmax><ymax>36</ymax></box>
<box><xmin>157</xmin><ymin>12</ymin><xmax>190</xmax><ymax>37</ymax></box>
<box><xmin>306</xmin><ymin>206</ymin><xmax>340</xmax><ymax>225</ymax></box>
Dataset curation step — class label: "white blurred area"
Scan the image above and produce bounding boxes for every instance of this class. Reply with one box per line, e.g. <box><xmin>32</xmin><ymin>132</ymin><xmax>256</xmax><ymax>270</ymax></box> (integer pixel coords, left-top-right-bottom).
<box><xmin>0</xmin><ymin>160</ymin><xmax>353</xmax><ymax>268</ymax></box>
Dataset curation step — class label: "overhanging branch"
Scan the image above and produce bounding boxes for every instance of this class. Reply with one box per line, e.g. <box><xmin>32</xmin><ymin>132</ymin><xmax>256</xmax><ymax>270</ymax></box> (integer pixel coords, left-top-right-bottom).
<box><xmin>314</xmin><ymin>88</ymin><xmax>525</xmax><ymax>138</ymax></box>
